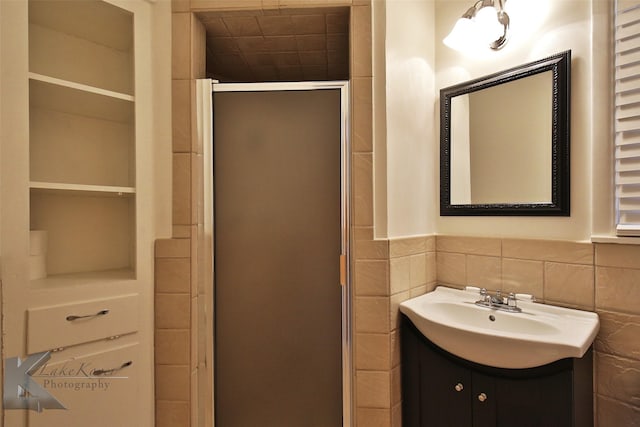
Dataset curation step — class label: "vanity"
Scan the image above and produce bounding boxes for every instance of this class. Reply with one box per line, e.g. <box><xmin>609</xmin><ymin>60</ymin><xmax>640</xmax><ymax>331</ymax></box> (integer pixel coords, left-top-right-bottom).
<box><xmin>400</xmin><ymin>287</ymin><xmax>598</xmax><ymax>427</ymax></box>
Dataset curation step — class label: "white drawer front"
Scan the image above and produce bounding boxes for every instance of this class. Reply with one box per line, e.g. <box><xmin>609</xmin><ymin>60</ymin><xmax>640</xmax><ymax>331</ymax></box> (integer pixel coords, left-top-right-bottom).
<box><xmin>27</xmin><ymin>341</ymin><xmax>140</xmax><ymax>427</ymax></box>
<box><xmin>27</xmin><ymin>293</ymin><xmax>139</xmax><ymax>353</ymax></box>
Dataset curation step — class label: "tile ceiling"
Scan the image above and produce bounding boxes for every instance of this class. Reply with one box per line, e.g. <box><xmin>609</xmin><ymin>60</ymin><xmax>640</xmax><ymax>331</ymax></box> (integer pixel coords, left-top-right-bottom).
<box><xmin>197</xmin><ymin>7</ymin><xmax>350</xmax><ymax>82</ymax></box>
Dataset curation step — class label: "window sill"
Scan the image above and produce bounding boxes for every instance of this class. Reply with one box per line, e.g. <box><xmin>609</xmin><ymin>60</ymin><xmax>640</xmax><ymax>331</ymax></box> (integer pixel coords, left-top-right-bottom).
<box><xmin>591</xmin><ymin>235</ymin><xmax>640</xmax><ymax>245</ymax></box>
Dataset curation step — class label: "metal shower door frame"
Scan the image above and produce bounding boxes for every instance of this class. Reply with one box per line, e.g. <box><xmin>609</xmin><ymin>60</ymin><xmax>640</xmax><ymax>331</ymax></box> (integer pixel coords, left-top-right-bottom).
<box><xmin>210</xmin><ymin>80</ymin><xmax>352</xmax><ymax>427</ymax></box>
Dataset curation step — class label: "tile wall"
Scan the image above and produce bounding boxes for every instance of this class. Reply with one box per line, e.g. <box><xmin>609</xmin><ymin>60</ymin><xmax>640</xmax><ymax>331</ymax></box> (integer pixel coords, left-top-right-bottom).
<box><xmin>161</xmin><ymin>0</ymin><xmax>370</xmax><ymax>426</ymax></box>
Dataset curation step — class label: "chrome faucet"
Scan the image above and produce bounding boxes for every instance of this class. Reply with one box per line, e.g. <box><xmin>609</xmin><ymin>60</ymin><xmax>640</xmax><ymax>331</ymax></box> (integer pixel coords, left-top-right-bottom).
<box><xmin>476</xmin><ymin>288</ymin><xmax>522</xmax><ymax>313</ymax></box>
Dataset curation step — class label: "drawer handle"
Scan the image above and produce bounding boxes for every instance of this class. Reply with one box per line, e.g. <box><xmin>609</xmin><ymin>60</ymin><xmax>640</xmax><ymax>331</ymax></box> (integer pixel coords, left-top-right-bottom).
<box><xmin>66</xmin><ymin>309</ymin><xmax>110</xmax><ymax>321</ymax></box>
<box><xmin>93</xmin><ymin>360</ymin><xmax>133</xmax><ymax>376</ymax></box>
<box><xmin>454</xmin><ymin>383</ymin><xmax>464</xmax><ymax>392</ymax></box>
<box><xmin>478</xmin><ymin>392</ymin><xmax>488</xmax><ymax>402</ymax></box>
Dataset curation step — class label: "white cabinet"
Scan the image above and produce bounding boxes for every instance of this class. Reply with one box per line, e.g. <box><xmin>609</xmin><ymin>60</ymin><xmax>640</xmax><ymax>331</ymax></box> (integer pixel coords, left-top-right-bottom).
<box><xmin>0</xmin><ymin>0</ymin><xmax>156</xmax><ymax>425</ymax></box>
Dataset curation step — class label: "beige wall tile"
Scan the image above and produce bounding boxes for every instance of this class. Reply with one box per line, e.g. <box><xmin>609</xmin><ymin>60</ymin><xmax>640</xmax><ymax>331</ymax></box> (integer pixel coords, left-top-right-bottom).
<box><xmin>410</xmin><ymin>284</ymin><xmax>428</xmax><ymax>298</ymax></box>
<box><xmin>156</xmin><ymin>329</ymin><xmax>190</xmax><ymax>365</ymax></box>
<box><xmin>156</xmin><ymin>400</ymin><xmax>190</xmax><ymax>427</ymax></box>
<box><xmin>392</xmin><ymin>402</ymin><xmax>402</xmax><ymax>427</ymax></box>
<box><xmin>466</xmin><ymin>255</ymin><xmax>501</xmax><ymax>290</ymax></box>
<box><xmin>390</xmin><ymin>329</ymin><xmax>400</xmax><ymax>368</ymax></box>
<box><xmin>356</xmin><ymin>333</ymin><xmax>390</xmax><ymax>370</ymax></box>
<box><xmin>172</xmin><ymin>13</ymin><xmax>191</xmax><ymax>80</ymax></box>
<box><xmin>156</xmin><ymin>258</ymin><xmax>191</xmax><ymax>293</ymax></box>
<box><xmin>596</xmin><ymin>243</ymin><xmax>640</xmax><ymax>268</ymax></box>
<box><xmin>156</xmin><ymin>238</ymin><xmax>191</xmax><ymax>258</ymax></box>
<box><xmin>502</xmin><ymin>239</ymin><xmax>593</xmax><ymax>264</ymax></box>
<box><xmin>190</xmin><ymin>0</ymin><xmax>262</xmax><ymax>10</ymax></box>
<box><xmin>545</xmin><ymin>262</ymin><xmax>594</xmax><ymax>309</ymax></box>
<box><xmin>352</xmin><ymin>77</ymin><xmax>373</xmax><ymax>153</ymax></box>
<box><xmin>172</xmin><ymin>0</ymin><xmax>190</xmax><ymax>12</ymax></box>
<box><xmin>501</xmin><ymin>258</ymin><xmax>543</xmax><ymax>298</ymax></box>
<box><xmin>426</xmin><ymin>252</ymin><xmax>436</xmax><ymax>283</ymax></box>
<box><xmin>353</xmin><ymin>226</ymin><xmax>374</xmax><ymax>241</ymax></box>
<box><xmin>596</xmin><ymin>266</ymin><xmax>640</xmax><ymax>314</ymax></box>
<box><xmin>391</xmin><ymin>365</ymin><xmax>401</xmax><ymax>405</ymax></box>
<box><xmin>596</xmin><ymin>311</ymin><xmax>640</xmax><ymax>361</ymax></box>
<box><xmin>191</xmin><ymin>15</ymin><xmax>206</xmax><ymax>79</ymax></box>
<box><xmin>425</xmin><ymin>235</ymin><xmax>436</xmax><ymax>252</ymax></box>
<box><xmin>355</xmin><ymin>260</ymin><xmax>389</xmax><ymax>296</ymax></box>
<box><xmin>156</xmin><ymin>365</ymin><xmax>190</xmax><ymax>401</ymax></box>
<box><xmin>436</xmin><ymin>252</ymin><xmax>466</xmax><ymax>286</ymax></box>
<box><xmin>389</xmin><ymin>236</ymin><xmax>428</xmax><ymax>257</ymax></box>
<box><xmin>596</xmin><ymin>395</ymin><xmax>640</xmax><ymax>427</ymax></box>
<box><xmin>390</xmin><ymin>256</ymin><xmax>411</xmax><ymax>295</ymax></box>
<box><xmin>356</xmin><ymin>370</ymin><xmax>390</xmax><ymax>408</ymax></box>
<box><xmin>355</xmin><ymin>239</ymin><xmax>389</xmax><ymax>260</ymax></box>
<box><xmin>356</xmin><ymin>408</ymin><xmax>390</xmax><ymax>427</ymax></box>
<box><xmin>172</xmin><ymin>79</ymin><xmax>192</xmax><ymax>153</ymax></box>
<box><xmin>351</xmin><ymin>4</ymin><xmax>372</xmax><ymax>77</ymax></box>
<box><xmin>172</xmin><ymin>225</ymin><xmax>191</xmax><ymax>239</ymax></box>
<box><xmin>410</xmin><ymin>254</ymin><xmax>427</xmax><ymax>286</ymax></box>
<box><xmin>173</xmin><ymin>153</ymin><xmax>192</xmax><ymax>225</ymax></box>
<box><xmin>597</xmin><ymin>353</ymin><xmax>640</xmax><ymax>407</ymax></box>
<box><xmin>390</xmin><ymin>290</ymin><xmax>411</xmax><ymax>331</ymax></box>
<box><xmin>436</xmin><ymin>235</ymin><xmax>501</xmax><ymax>257</ymax></box>
<box><xmin>353</xmin><ymin>153</ymin><xmax>373</xmax><ymax>226</ymax></box>
<box><xmin>156</xmin><ymin>293</ymin><xmax>191</xmax><ymax>329</ymax></box>
<box><xmin>355</xmin><ymin>296</ymin><xmax>390</xmax><ymax>333</ymax></box>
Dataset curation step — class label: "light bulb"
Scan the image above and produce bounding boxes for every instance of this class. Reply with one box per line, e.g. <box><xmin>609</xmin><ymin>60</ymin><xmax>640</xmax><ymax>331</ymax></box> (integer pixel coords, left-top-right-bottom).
<box><xmin>474</xmin><ymin>6</ymin><xmax>503</xmax><ymax>44</ymax></box>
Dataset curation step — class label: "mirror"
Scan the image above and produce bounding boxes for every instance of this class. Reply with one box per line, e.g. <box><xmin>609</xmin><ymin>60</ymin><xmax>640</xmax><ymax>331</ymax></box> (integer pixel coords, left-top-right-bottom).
<box><xmin>440</xmin><ymin>50</ymin><xmax>571</xmax><ymax>216</ymax></box>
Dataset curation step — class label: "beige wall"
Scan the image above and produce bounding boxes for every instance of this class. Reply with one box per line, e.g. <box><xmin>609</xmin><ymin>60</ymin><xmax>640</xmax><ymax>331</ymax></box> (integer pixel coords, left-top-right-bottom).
<box><xmin>435</xmin><ymin>0</ymin><xmax>595</xmax><ymax>241</ymax></box>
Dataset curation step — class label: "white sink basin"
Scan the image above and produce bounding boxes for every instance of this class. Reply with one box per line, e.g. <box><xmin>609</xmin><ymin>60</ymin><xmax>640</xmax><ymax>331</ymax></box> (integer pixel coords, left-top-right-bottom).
<box><xmin>399</xmin><ymin>286</ymin><xmax>599</xmax><ymax>369</ymax></box>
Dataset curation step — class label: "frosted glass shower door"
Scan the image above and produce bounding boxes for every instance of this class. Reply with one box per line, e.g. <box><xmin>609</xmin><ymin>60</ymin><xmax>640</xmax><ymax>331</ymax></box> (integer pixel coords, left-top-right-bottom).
<box><xmin>213</xmin><ymin>86</ymin><xmax>344</xmax><ymax>427</ymax></box>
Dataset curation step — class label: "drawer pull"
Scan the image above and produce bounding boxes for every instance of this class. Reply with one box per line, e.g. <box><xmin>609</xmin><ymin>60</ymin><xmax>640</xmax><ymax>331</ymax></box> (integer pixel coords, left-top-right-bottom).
<box><xmin>478</xmin><ymin>392</ymin><xmax>488</xmax><ymax>402</ymax></box>
<box><xmin>66</xmin><ymin>309</ymin><xmax>110</xmax><ymax>321</ymax></box>
<box><xmin>93</xmin><ymin>360</ymin><xmax>133</xmax><ymax>376</ymax></box>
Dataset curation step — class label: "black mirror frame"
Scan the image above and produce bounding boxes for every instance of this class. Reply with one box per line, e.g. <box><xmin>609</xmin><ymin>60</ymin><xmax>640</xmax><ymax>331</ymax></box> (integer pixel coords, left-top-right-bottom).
<box><xmin>440</xmin><ymin>50</ymin><xmax>571</xmax><ymax>216</ymax></box>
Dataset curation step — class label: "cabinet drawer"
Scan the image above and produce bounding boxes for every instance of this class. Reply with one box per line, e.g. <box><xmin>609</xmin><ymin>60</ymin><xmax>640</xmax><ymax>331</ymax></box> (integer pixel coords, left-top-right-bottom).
<box><xmin>27</xmin><ymin>340</ymin><xmax>139</xmax><ymax>427</ymax></box>
<box><xmin>27</xmin><ymin>294</ymin><xmax>138</xmax><ymax>353</ymax></box>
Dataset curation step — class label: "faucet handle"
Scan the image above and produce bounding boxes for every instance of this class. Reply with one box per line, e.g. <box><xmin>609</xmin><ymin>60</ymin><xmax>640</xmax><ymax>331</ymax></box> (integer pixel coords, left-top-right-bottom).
<box><xmin>507</xmin><ymin>292</ymin><xmax>517</xmax><ymax>307</ymax></box>
<box><xmin>479</xmin><ymin>288</ymin><xmax>488</xmax><ymax>296</ymax></box>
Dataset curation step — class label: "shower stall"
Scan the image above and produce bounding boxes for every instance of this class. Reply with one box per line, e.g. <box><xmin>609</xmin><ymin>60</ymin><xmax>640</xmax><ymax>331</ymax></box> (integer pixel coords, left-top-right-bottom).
<box><xmin>203</xmin><ymin>81</ymin><xmax>351</xmax><ymax>427</ymax></box>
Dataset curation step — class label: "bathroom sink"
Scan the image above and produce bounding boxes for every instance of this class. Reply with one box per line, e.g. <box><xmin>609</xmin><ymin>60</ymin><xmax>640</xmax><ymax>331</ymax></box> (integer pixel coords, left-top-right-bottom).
<box><xmin>399</xmin><ymin>286</ymin><xmax>599</xmax><ymax>369</ymax></box>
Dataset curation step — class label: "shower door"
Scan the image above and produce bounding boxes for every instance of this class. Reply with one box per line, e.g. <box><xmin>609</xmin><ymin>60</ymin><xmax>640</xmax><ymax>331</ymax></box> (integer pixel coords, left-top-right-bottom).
<box><xmin>212</xmin><ymin>82</ymin><xmax>350</xmax><ymax>427</ymax></box>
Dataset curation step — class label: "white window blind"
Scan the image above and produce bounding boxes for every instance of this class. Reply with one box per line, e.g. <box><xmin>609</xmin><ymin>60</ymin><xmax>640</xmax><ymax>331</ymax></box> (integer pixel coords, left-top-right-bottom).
<box><xmin>615</xmin><ymin>1</ymin><xmax>640</xmax><ymax>236</ymax></box>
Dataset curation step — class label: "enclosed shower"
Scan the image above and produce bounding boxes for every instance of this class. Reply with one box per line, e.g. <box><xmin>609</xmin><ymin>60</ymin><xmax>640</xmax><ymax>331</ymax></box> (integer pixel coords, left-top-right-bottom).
<box><xmin>211</xmin><ymin>82</ymin><xmax>350</xmax><ymax>426</ymax></box>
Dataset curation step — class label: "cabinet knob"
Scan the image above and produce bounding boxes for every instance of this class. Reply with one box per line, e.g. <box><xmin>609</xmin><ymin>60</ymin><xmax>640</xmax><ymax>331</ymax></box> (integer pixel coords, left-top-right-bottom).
<box><xmin>454</xmin><ymin>383</ymin><xmax>464</xmax><ymax>392</ymax></box>
<box><xmin>478</xmin><ymin>392</ymin><xmax>488</xmax><ymax>402</ymax></box>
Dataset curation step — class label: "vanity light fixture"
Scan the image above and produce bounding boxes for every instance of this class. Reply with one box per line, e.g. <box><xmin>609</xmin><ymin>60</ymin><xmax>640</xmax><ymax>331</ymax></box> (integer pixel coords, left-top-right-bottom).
<box><xmin>443</xmin><ymin>0</ymin><xmax>510</xmax><ymax>52</ymax></box>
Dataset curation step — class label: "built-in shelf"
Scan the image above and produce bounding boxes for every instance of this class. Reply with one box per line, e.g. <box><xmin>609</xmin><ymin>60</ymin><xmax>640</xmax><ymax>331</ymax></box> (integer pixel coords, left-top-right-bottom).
<box><xmin>29</xmin><ymin>77</ymin><xmax>134</xmax><ymax>123</ymax></box>
<box><xmin>29</xmin><ymin>72</ymin><xmax>134</xmax><ymax>102</ymax></box>
<box><xmin>30</xmin><ymin>181</ymin><xmax>135</xmax><ymax>197</ymax></box>
<box><xmin>30</xmin><ymin>268</ymin><xmax>136</xmax><ymax>291</ymax></box>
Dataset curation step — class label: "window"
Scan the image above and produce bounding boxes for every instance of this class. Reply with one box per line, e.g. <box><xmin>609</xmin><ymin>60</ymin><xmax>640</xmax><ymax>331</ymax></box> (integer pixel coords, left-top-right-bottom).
<box><xmin>615</xmin><ymin>0</ymin><xmax>640</xmax><ymax>236</ymax></box>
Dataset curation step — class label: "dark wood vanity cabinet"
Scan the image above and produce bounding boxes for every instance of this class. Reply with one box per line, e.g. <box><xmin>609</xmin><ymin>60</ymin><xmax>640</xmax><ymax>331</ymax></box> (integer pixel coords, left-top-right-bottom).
<box><xmin>401</xmin><ymin>315</ymin><xmax>593</xmax><ymax>427</ymax></box>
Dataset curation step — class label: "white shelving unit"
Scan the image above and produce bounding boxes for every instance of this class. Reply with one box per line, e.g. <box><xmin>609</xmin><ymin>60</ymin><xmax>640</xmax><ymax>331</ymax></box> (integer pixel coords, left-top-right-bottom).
<box><xmin>28</xmin><ymin>0</ymin><xmax>137</xmax><ymax>286</ymax></box>
<box><xmin>1</xmin><ymin>0</ymin><xmax>156</xmax><ymax>425</ymax></box>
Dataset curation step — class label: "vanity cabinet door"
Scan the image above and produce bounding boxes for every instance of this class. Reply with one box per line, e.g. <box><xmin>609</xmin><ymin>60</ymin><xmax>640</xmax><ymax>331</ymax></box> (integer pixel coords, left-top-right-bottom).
<box><xmin>417</xmin><ymin>337</ymin><xmax>472</xmax><ymax>426</ymax></box>
<box><xmin>493</xmin><ymin>370</ymin><xmax>573</xmax><ymax>427</ymax></box>
<box><xmin>471</xmin><ymin>373</ymin><xmax>496</xmax><ymax>427</ymax></box>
